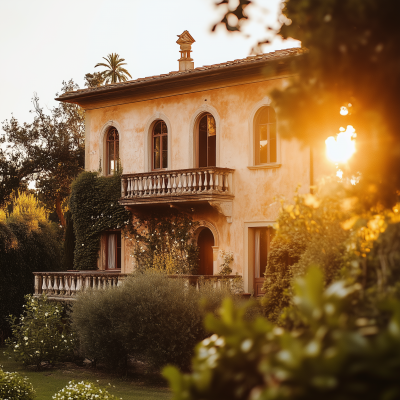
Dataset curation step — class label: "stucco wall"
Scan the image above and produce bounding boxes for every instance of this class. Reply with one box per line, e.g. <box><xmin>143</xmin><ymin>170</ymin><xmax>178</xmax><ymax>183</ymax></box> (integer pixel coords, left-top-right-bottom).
<box><xmin>85</xmin><ymin>77</ymin><xmax>320</xmax><ymax>292</ymax></box>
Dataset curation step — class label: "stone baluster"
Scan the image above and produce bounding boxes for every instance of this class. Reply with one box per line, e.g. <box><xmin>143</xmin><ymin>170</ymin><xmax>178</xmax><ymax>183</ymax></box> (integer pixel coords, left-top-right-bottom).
<box><xmin>161</xmin><ymin>175</ymin><xmax>166</xmax><ymax>194</ymax></box>
<box><xmin>215</xmin><ymin>172</ymin><xmax>220</xmax><ymax>192</ymax></box>
<box><xmin>192</xmin><ymin>172</ymin><xmax>197</xmax><ymax>192</ymax></box>
<box><xmin>224</xmin><ymin>173</ymin><xmax>229</xmax><ymax>193</ymax></box>
<box><xmin>76</xmin><ymin>275</ymin><xmax>82</xmax><ymax>292</ymax></box>
<box><xmin>47</xmin><ymin>275</ymin><xmax>53</xmax><ymax>295</ymax></box>
<box><xmin>53</xmin><ymin>275</ymin><xmax>59</xmax><ymax>295</ymax></box>
<box><xmin>138</xmin><ymin>177</ymin><xmax>143</xmax><ymax>197</ymax></box>
<box><xmin>157</xmin><ymin>175</ymin><xmax>161</xmax><ymax>195</ymax></box>
<box><xmin>42</xmin><ymin>275</ymin><xmax>47</xmax><ymax>294</ymax></box>
<box><xmin>203</xmin><ymin>170</ymin><xmax>208</xmax><ymax>191</ymax></box>
<box><xmin>197</xmin><ymin>171</ymin><xmax>203</xmax><ymax>192</ymax></box>
<box><xmin>133</xmin><ymin>177</ymin><xmax>138</xmax><ymax>196</ymax></box>
<box><xmin>126</xmin><ymin>177</ymin><xmax>131</xmax><ymax>197</ymax></box>
<box><xmin>177</xmin><ymin>173</ymin><xmax>182</xmax><ymax>193</ymax></box>
<box><xmin>70</xmin><ymin>276</ymin><xmax>76</xmax><ymax>296</ymax></box>
<box><xmin>121</xmin><ymin>177</ymin><xmax>127</xmax><ymax>198</ymax></box>
<box><xmin>209</xmin><ymin>170</ymin><xmax>214</xmax><ymax>191</ymax></box>
<box><xmin>167</xmin><ymin>174</ymin><xmax>171</xmax><ymax>194</ymax></box>
<box><xmin>143</xmin><ymin>176</ymin><xmax>148</xmax><ymax>195</ymax></box>
<box><xmin>148</xmin><ymin>176</ymin><xmax>153</xmax><ymax>195</ymax></box>
<box><xmin>64</xmin><ymin>276</ymin><xmax>70</xmax><ymax>296</ymax></box>
<box><xmin>58</xmin><ymin>276</ymin><xmax>64</xmax><ymax>296</ymax></box>
<box><xmin>187</xmin><ymin>172</ymin><xmax>192</xmax><ymax>192</ymax></box>
<box><xmin>85</xmin><ymin>275</ymin><xmax>91</xmax><ymax>290</ymax></box>
<box><xmin>182</xmin><ymin>173</ymin><xmax>187</xmax><ymax>192</ymax></box>
<box><xmin>172</xmin><ymin>174</ymin><xmax>177</xmax><ymax>193</ymax></box>
<box><xmin>34</xmin><ymin>275</ymin><xmax>40</xmax><ymax>295</ymax></box>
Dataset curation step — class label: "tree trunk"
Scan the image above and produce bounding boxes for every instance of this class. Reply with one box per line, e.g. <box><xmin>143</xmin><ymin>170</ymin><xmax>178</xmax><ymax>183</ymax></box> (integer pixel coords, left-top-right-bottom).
<box><xmin>55</xmin><ymin>193</ymin><xmax>66</xmax><ymax>226</ymax></box>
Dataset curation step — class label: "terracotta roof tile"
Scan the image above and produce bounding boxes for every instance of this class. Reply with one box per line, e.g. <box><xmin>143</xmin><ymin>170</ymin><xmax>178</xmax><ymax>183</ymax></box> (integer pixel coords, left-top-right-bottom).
<box><xmin>59</xmin><ymin>47</ymin><xmax>303</xmax><ymax>99</ymax></box>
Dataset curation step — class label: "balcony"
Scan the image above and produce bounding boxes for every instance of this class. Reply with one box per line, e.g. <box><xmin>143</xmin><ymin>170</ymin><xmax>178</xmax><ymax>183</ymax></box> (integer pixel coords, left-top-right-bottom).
<box><xmin>33</xmin><ymin>272</ymin><xmax>244</xmax><ymax>301</ymax></box>
<box><xmin>120</xmin><ymin>166</ymin><xmax>234</xmax><ymax>205</ymax></box>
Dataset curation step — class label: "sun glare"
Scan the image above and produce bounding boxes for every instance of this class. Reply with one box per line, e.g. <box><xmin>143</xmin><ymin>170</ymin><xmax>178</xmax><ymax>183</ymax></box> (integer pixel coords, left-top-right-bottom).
<box><xmin>325</xmin><ymin>125</ymin><xmax>357</xmax><ymax>163</ymax></box>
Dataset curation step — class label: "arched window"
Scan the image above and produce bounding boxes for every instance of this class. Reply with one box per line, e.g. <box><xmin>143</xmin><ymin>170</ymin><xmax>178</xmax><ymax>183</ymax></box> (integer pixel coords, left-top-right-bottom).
<box><xmin>198</xmin><ymin>113</ymin><xmax>216</xmax><ymax>167</ymax></box>
<box><xmin>106</xmin><ymin>128</ymin><xmax>119</xmax><ymax>174</ymax></box>
<box><xmin>255</xmin><ymin>106</ymin><xmax>277</xmax><ymax>165</ymax></box>
<box><xmin>152</xmin><ymin>120</ymin><xmax>168</xmax><ymax>170</ymax></box>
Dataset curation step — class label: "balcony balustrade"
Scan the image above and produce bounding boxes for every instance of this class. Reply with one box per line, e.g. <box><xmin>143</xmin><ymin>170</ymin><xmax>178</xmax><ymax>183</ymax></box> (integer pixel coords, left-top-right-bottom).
<box><xmin>120</xmin><ymin>167</ymin><xmax>234</xmax><ymax>206</ymax></box>
<box><xmin>33</xmin><ymin>272</ymin><xmax>242</xmax><ymax>301</ymax></box>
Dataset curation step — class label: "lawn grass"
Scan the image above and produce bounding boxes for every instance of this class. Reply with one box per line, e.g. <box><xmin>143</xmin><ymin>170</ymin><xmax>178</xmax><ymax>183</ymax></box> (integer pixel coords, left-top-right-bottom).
<box><xmin>0</xmin><ymin>349</ymin><xmax>171</xmax><ymax>400</ymax></box>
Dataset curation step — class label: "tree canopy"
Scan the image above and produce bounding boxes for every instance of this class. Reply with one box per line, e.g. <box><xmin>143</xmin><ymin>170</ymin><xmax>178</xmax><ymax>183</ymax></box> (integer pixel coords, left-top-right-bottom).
<box><xmin>94</xmin><ymin>53</ymin><xmax>132</xmax><ymax>84</ymax></box>
<box><xmin>216</xmin><ymin>0</ymin><xmax>400</xmax><ymax>207</ymax></box>
<box><xmin>1</xmin><ymin>80</ymin><xmax>85</xmax><ymax>224</ymax></box>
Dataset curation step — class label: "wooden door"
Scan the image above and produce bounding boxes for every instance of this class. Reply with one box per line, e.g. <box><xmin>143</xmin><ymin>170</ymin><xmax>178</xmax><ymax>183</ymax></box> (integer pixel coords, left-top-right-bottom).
<box><xmin>198</xmin><ymin>228</ymin><xmax>214</xmax><ymax>275</ymax></box>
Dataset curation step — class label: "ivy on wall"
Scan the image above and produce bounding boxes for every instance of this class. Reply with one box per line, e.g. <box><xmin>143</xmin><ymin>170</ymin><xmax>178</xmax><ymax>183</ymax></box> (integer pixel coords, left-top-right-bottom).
<box><xmin>69</xmin><ymin>171</ymin><xmax>132</xmax><ymax>270</ymax></box>
<box><xmin>130</xmin><ymin>210</ymin><xmax>199</xmax><ymax>274</ymax></box>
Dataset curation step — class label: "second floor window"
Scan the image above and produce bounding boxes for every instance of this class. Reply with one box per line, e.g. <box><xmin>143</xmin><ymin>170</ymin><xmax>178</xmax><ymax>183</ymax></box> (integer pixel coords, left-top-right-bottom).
<box><xmin>153</xmin><ymin>120</ymin><xmax>168</xmax><ymax>170</ymax></box>
<box><xmin>107</xmin><ymin>128</ymin><xmax>119</xmax><ymax>174</ymax></box>
<box><xmin>255</xmin><ymin>106</ymin><xmax>277</xmax><ymax>165</ymax></box>
<box><xmin>198</xmin><ymin>113</ymin><xmax>216</xmax><ymax>167</ymax></box>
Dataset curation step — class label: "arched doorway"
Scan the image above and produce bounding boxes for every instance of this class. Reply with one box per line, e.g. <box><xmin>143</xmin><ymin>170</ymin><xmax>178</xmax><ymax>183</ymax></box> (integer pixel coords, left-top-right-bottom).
<box><xmin>197</xmin><ymin>228</ymin><xmax>214</xmax><ymax>275</ymax></box>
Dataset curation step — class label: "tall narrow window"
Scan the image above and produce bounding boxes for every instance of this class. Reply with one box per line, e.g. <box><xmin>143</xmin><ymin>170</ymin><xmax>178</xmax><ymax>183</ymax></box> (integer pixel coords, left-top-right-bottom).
<box><xmin>107</xmin><ymin>128</ymin><xmax>119</xmax><ymax>174</ymax></box>
<box><xmin>152</xmin><ymin>120</ymin><xmax>168</xmax><ymax>170</ymax></box>
<box><xmin>105</xmin><ymin>231</ymin><xmax>121</xmax><ymax>270</ymax></box>
<box><xmin>255</xmin><ymin>107</ymin><xmax>277</xmax><ymax>165</ymax></box>
<box><xmin>254</xmin><ymin>227</ymin><xmax>275</xmax><ymax>297</ymax></box>
<box><xmin>198</xmin><ymin>114</ymin><xmax>216</xmax><ymax>167</ymax></box>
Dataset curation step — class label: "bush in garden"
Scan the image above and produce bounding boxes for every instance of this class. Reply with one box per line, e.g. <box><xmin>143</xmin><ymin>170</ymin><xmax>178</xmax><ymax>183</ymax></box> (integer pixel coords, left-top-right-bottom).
<box><xmin>0</xmin><ymin>368</ymin><xmax>35</xmax><ymax>400</ymax></box>
<box><xmin>165</xmin><ymin>266</ymin><xmax>400</xmax><ymax>400</ymax></box>
<box><xmin>0</xmin><ymin>193</ymin><xmax>64</xmax><ymax>338</ymax></box>
<box><xmin>72</xmin><ymin>271</ymin><xmax>233</xmax><ymax>371</ymax></box>
<box><xmin>52</xmin><ymin>380</ymin><xmax>118</xmax><ymax>400</ymax></box>
<box><xmin>6</xmin><ymin>295</ymin><xmax>76</xmax><ymax>369</ymax></box>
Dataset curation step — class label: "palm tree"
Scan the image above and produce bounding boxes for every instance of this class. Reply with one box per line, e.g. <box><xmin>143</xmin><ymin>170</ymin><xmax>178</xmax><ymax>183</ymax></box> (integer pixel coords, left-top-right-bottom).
<box><xmin>94</xmin><ymin>53</ymin><xmax>132</xmax><ymax>84</ymax></box>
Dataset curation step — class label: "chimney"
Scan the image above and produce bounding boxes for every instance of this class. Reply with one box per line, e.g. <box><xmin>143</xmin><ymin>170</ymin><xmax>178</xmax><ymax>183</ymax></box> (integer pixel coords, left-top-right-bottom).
<box><xmin>176</xmin><ymin>30</ymin><xmax>195</xmax><ymax>71</ymax></box>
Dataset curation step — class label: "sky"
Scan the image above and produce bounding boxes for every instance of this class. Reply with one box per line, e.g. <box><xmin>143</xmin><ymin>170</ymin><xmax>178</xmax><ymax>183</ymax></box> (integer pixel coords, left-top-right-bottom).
<box><xmin>0</xmin><ymin>0</ymin><xmax>300</xmax><ymax>130</ymax></box>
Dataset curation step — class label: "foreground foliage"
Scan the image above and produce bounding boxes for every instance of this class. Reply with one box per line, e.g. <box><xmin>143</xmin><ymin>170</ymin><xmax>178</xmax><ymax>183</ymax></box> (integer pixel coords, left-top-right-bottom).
<box><xmin>165</xmin><ymin>267</ymin><xmax>400</xmax><ymax>400</ymax></box>
<box><xmin>52</xmin><ymin>380</ymin><xmax>118</xmax><ymax>400</ymax></box>
<box><xmin>6</xmin><ymin>295</ymin><xmax>75</xmax><ymax>369</ymax></box>
<box><xmin>72</xmin><ymin>271</ymin><xmax>233</xmax><ymax>371</ymax></box>
<box><xmin>0</xmin><ymin>193</ymin><xmax>64</xmax><ymax>336</ymax></box>
<box><xmin>0</xmin><ymin>368</ymin><xmax>35</xmax><ymax>400</ymax></box>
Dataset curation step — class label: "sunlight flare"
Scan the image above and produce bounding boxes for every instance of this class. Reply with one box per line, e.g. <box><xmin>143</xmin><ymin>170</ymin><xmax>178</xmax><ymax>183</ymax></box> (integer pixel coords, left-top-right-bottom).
<box><xmin>325</xmin><ymin>125</ymin><xmax>356</xmax><ymax>163</ymax></box>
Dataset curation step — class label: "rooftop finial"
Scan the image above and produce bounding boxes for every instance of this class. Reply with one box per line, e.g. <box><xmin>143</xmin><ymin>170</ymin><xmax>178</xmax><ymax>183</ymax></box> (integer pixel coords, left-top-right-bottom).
<box><xmin>176</xmin><ymin>31</ymin><xmax>195</xmax><ymax>71</ymax></box>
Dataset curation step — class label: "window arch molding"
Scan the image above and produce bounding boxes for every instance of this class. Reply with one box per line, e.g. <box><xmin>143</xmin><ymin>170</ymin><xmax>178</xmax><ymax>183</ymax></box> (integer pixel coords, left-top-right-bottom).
<box><xmin>99</xmin><ymin>120</ymin><xmax>123</xmax><ymax>176</ymax></box>
<box><xmin>248</xmin><ymin>97</ymin><xmax>281</xmax><ymax>168</ymax></box>
<box><xmin>143</xmin><ymin>112</ymin><xmax>172</xmax><ymax>172</ymax></box>
<box><xmin>193</xmin><ymin>220</ymin><xmax>219</xmax><ymax>247</ymax></box>
<box><xmin>189</xmin><ymin>105</ymin><xmax>221</xmax><ymax>168</ymax></box>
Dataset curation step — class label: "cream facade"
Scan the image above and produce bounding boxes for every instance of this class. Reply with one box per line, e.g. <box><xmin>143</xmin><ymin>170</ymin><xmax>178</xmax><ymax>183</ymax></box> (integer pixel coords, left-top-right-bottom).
<box><xmin>58</xmin><ymin>36</ymin><xmax>328</xmax><ymax>296</ymax></box>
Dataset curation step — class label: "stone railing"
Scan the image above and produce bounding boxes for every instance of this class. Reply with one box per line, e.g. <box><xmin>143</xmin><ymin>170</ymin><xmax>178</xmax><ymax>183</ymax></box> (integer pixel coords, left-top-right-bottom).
<box><xmin>33</xmin><ymin>272</ymin><xmax>243</xmax><ymax>301</ymax></box>
<box><xmin>120</xmin><ymin>167</ymin><xmax>234</xmax><ymax>203</ymax></box>
<box><xmin>33</xmin><ymin>271</ymin><xmax>127</xmax><ymax>301</ymax></box>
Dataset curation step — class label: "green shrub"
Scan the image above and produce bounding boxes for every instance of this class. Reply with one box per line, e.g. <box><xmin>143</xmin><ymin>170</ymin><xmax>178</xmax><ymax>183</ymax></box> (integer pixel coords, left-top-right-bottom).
<box><xmin>165</xmin><ymin>266</ymin><xmax>400</xmax><ymax>400</ymax></box>
<box><xmin>72</xmin><ymin>271</ymin><xmax>232</xmax><ymax>371</ymax></box>
<box><xmin>6</xmin><ymin>295</ymin><xmax>76</xmax><ymax>369</ymax></box>
<box><xmin>0</xmin><ymin>218</ymin><xmax>64</xmax><ymax>337</ymax></box>
<box><xmin>52</xmin><ymin>380</ymin><xmax>118</xmax><ymax>400</ymax></box>
<box><xmin>0</xmin><ymin>368</ymin><xmax>35</xmax><ymax>400</ymax></box>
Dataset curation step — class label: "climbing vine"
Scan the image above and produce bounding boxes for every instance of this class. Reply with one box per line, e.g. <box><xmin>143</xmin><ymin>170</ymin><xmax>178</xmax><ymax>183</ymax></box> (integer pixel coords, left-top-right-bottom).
<box><xmin>130</xmin><ymin>210</ymin><xmax>199</xmax><ymax>274</ymax></box>
<box><xmin>69</xmin><ymin>171</ymin><xmax>132</xmax><ymax>270</ymax></box>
